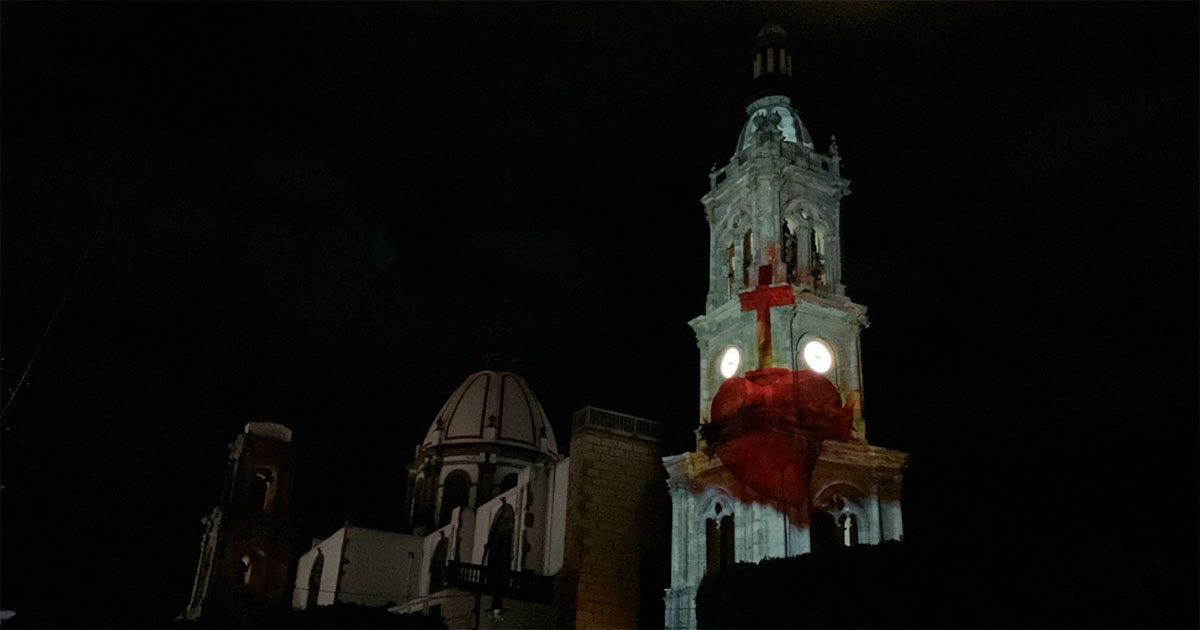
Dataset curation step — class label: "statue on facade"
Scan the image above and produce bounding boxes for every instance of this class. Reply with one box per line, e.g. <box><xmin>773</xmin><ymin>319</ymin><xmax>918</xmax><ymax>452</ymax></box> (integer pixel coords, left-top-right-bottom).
<box><xmin>781</xmin><ymin>222</ymin><xmax>797</xmax><ymax>284</ymax></box>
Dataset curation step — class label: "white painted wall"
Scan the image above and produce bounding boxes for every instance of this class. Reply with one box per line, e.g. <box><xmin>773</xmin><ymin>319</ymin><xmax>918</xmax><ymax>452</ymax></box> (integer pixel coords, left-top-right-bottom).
<box><xmin>292</xmin><ymin>528</ymin><xmax>344</xmax><ymax>609</ymax></box>
<box><xmin>339</xmin><ymin>527</ymin><xmax>425</xmax><ymax>607</ymax></box>
<box><xmin>544</xmin><ymin>458</ymin><xmax>570</xmax><ymax>575</ymax></box>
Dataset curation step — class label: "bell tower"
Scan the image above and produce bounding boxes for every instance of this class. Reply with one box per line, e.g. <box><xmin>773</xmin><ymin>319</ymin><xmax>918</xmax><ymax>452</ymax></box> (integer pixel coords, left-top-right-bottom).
<box><xmin>664</xmin><ymin>27</ymin><xmax>909</xmax><ymax>630</ymax></box>
<box><xmin>690</xmin><ymin>24</ymin><xmax>869</xmax><ymax>445</ymax></box>
<box><xmin>184</xmin><ymin>421</ymin><xmax>299</xmax><ymax>625</ymax></box>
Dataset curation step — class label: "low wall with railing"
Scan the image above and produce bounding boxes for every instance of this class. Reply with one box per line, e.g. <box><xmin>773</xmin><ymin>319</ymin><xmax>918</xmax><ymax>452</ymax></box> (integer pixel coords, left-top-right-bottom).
<box><xmin>571</xmin><ymin>406</ymin><xmax>663</xmax><ymax>443</ymax></box>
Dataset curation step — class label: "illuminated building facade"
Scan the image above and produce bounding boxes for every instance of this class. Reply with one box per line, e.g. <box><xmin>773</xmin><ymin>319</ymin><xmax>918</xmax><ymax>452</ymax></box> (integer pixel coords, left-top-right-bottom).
<box><xmin>663</xmin><ymin>25</ymin><xmax>909</xmax><ymax>630</ymax></box>
<box><xmin>183</xmin><ymin>24</ymin><xmax>907</xmax><ymax>630</ymax></box>
<box><xmin>288</xmin><ymin>369</ymin><xmax>669</xmax><ymax>629</ymax></box>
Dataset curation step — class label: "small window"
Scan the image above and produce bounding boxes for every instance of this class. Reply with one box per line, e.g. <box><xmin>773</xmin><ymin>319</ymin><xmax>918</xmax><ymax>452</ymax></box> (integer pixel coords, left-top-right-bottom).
<box><xmin>499</xmin><ymin>473</ymin><xmax>519</xmax><ymax>493</ymax></box>
<box><xmin>239</xmin><ymin>553</ymin><xmax>255</xmax><ymax>585</ymax></box>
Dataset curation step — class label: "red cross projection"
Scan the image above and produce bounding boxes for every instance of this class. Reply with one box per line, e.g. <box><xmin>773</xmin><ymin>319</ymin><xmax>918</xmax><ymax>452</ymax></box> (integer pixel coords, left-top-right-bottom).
<box><xmin>738</xmin><ymin>264</ymin><xmax>795</xmax><ymax>369</ymax></box>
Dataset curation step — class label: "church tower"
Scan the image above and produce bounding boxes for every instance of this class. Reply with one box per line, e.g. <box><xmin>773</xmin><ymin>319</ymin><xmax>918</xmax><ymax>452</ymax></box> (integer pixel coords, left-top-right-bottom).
<box><xmin>184</xmin><ymin>421</ymin><xmax>299</xmax><ymax>625</ymax></box>
<box><xmin>692</xmin><ymin>23</ymin><xmax>867</xmax><ymax>445</ymax></box>
<box><xmin>664</xmin><ymin>26</ymin><xmax>908</xmax><ymax>630</ymax></box>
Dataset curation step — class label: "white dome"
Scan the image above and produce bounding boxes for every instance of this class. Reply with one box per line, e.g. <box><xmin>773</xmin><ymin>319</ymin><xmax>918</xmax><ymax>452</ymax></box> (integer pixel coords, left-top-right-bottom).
<box><xmin>740</xmin><ymin>96</ymin><xmax>814</xmax><ymax>152</ymax></box>
<box><xmin>422</xmin><ymin>370</ymin><xmax>557</xmax><ymax>457</ymax></box>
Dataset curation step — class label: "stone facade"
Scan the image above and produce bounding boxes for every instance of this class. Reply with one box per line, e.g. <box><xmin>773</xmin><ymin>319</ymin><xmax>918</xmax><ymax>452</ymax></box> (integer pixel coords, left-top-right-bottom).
<box><xmin>663</xmin><ymin>24</ymin><xmax>910</xmax><ymax>630</ymax></box>
<box><xmin>561</xmin><ymin>408</ymin><xmax>670</xmax><ymax>630</ymax></box>
<box><xmin>663</xmin><ymin>444</ymin><xmax>907</xmax><ymax>629</ymax></box>
<box><xmin>184</xmin><ymin>422</ymin><xmax>300</xmax><ymax>625</ymax></box>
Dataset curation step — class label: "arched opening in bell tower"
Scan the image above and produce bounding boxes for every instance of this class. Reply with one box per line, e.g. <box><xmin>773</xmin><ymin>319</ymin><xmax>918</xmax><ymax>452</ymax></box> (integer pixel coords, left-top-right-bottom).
<box><xmin>704</xmin><ymin>504</ymin><xmax>736</xmax><ymax>574</ymax></box>
<box><xmin>248</xmin><ymin>468</ymin><xmax>275</xmax><ymax>512</ymax></box>
<box><xmin>238</xmin><ymin>550</ymin><xmax>264</xmax><ymax>586</ymax></box>
<box><xmin>839</xmin><ymin>513</ymin><xmax>859</xmax><ymax>547</ymax></box>
<box><xmin>726</xmin><ymin>243</ymin><xmax>736</xmax><ymax>298</ymax></box>
<box><xmin>742</xmin><ymin>230</ymin><xmax>753</xmax><ymax>287</ymax></box>
<box><xmin>810</xmin><ymin>511</ymin><xmax>839</xmax><ymax>553</ymax></box>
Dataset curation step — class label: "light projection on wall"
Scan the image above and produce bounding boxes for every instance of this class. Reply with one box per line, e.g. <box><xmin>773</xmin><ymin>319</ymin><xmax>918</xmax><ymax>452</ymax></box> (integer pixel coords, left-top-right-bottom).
<box><xmin>699</xmin><ymin>263</ymin><xmax>854</xmax><ymax>521</ymax></box>
<box><xmin>741</xmin><ymin>105</ymin><xmax>812</xmax><ymax>150</ymax></box>
<box><xmin>802</xmin><ymin>339</ymin><xmax>833</xmax><ymax>374</ymax></box>
<box><xmin>719</xmin><ymin>347</ymin><xmax>741</xmax><ymax>379</ymax></box>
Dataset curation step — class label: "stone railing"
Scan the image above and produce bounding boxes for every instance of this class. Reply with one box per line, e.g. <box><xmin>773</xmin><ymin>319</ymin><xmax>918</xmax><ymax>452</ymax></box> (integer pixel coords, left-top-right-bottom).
<box><xmin>710</xmin><ymin>144</ymin><xmax>840</xmax><ymax>193</ymax></box>
<box><xmin>571</xmin><ymin>406</ymin><xmax>663</xmax><ymax>442</ymax></box>
<box><xmin>443</xmin><ymin>560</ymin><xmax>554</xmax><ymax>603</ymax></box>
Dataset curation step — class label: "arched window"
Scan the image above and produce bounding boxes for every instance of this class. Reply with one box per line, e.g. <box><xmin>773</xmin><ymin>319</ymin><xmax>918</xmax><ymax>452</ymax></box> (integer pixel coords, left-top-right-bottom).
<box><xmin>439</xmin><ymin>470</ymin><xmax>471</xmax><ymax>526</ymax></box>
<box><xmin>486</xmin><ymin>504</ymin><xmax>516</xmax><ymax>573</ymax></box>
<box><xmin>840</xmin><ymin>513</ymin><xmax>859</xmax><ymax>547</ymax></box>
<box><xmin>412</xmin><ymin>478</ymin><xmax>432</xmax><ymax>530</ymax></box>
<box><xmin>238</xmin><ymin>551</ymin><xmax>262</xmax><ymax>586</ymax></box>
<box><xmin>742</xmin><ymin>230</ymin><xmax>753</xmax><ymax>286</ymax></box>
<box><xmin>499</xmin><ymin>472</ymin><xmax>519</xmax><ymax>493</ymax></box>
<box><xmin>810</xmin><ymin>511</ymin><xmax>839</xmax><ymax>553</ymax></box>
<box><xmin>705</xmin><ymin>519</ymin><xmax>719</xmax><ymax>574</ymax></box>
<box><xmin>428</xmin><ymin>537</ymin><xmax>448</xmax><ymax>594</ymax></box>
<box><xmin>306</xmin><ymin>550</ymin><xmax>324</xmax><ymax>608</ymax></box>
<box><xmin>705</xmin><ymin>506</ymin><xmax>736</xmax><ymax>574</ymax></box>
<box><xmin>248</xmin><ymin>468</ymin><xmax>274</xmax><ymax>512</ymax></box>
<box><xmin>726</xmin><ymin>243</ymin><xmax>736</xmax><ymax>298</ymax></box>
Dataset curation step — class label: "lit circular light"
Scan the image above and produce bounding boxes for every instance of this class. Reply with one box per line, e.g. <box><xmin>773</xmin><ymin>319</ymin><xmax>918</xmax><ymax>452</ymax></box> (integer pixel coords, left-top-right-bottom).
<box><xmin>719</xmin><ymin>347</ymin><xmax>741</xmax><ymax>379</ymax></box>
<box><xmin>803</xmin><ymin>340</ymin><xmax>833</xmax><ymax>374</ymax></box>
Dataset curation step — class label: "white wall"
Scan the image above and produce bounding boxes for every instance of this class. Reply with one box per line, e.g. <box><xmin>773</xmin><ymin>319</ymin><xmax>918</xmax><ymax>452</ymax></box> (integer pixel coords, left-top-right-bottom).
<box><xmin>469</xmin><ymin>463</ymin><xmax>560</xmax><ymax>574</ymax></box>
<box><xmin>544</xmin><ymin>458</ymin><xmax>570</xmax><ymax>575</ymax></box>
<box><xmin>292</xmin><ymin>528</ymin><xmax>345</xmax><ymax>609</ymax></box>
<box><xmin>339</xmin><ymin>527</ymin><xmax>425</xmax><ymax>607</ymax></box>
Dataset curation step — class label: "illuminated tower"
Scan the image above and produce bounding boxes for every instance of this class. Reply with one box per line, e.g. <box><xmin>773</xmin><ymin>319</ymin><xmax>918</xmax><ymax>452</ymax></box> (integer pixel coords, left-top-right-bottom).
<box><xmin>692</xmin><ymin>23</ymin><xmax>868</xmax><ymax>444</ymax></box>
<box><xmin>664</xmin><ymin>26</ymin><xmax>908</xmax><ymax>630</ymax></box>
<box><xmin>184</xmin><ymin>421</ymin><xmax>299</xmax><ymax>625</ymax></box>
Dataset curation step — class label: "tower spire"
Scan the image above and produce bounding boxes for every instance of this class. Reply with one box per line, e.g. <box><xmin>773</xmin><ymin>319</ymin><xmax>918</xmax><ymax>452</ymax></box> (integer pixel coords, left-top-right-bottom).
<box><xmin>749</xmin><ymin>24</ymin><xmax>793</xmax><ymax>104</ymax></box>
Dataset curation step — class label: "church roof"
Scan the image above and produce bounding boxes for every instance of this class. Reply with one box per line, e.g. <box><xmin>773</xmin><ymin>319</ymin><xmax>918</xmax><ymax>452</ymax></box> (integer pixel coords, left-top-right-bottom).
<box><xmin>422</xmin><ymin>370</ymin><xmax>558</xmax><ymax>457</ymax></box>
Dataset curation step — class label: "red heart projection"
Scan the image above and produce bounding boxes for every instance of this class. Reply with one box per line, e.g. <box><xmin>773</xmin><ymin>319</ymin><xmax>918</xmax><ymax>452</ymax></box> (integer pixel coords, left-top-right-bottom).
<box><xmin>705</xmin><ymin>367</ymin><xmax>853</xmax><ymax>505</ymax></box>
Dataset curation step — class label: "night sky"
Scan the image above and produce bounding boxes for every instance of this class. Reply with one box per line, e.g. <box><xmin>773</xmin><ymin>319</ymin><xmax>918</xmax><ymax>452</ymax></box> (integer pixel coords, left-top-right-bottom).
<box><xmin>2</xmin><ymin>3</ymin><xmax>1197</xmax><ymax>626</ymax></box>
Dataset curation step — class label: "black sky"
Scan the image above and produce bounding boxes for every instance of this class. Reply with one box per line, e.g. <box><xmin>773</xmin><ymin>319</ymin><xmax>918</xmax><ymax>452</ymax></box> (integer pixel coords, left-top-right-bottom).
<box><xmin>2</xmin><ymin>3</ymin><xmax>1197</xmax><ymax>626</ymax></box>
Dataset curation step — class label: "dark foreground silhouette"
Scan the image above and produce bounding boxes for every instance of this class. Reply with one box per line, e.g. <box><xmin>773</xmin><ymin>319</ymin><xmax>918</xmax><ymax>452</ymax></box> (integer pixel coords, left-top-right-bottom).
<box><xmin>696</xmin><ymin>538</ymin><xmax>1198</xmax><ymax>628</ymax></box>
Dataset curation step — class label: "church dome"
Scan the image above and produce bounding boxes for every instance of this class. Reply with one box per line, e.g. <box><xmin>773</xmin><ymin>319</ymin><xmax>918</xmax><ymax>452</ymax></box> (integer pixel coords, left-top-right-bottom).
<box><xmin>422</xmin><ymin>370</ymin><xmax>557</xmax><ymax>457</ymax></box>
<box><xmin>739</xmin><ymin>96</ymin><xmax>814</xmax><ymax>152</ymax></box>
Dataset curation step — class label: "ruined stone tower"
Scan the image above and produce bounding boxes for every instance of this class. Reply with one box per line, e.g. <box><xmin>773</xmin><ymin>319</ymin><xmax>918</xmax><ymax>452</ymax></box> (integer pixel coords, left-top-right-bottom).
<box><xmin>184</xmin><ymin>421</ymin><xmax>299</xmax><ymax>625</ymax></box>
